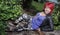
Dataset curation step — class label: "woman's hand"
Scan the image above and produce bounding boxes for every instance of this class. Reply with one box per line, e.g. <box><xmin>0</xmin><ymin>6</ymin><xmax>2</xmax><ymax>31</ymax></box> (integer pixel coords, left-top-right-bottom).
<box><xmin>37</xmin><ymin>28</ymin><xmax>45</xmax><ymax>35</ymax></box>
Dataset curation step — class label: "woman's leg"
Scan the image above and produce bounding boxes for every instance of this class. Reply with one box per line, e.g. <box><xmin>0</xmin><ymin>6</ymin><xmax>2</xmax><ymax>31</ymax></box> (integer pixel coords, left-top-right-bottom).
<box><xmin>15</xmin><ymin>13</ymin><xmax>32</xmax><ymax>23</ymax></box>
<box><xmin>14</xmin><ymin>13</ymin><xmax>32</xmax><ymax>31</ymax></box>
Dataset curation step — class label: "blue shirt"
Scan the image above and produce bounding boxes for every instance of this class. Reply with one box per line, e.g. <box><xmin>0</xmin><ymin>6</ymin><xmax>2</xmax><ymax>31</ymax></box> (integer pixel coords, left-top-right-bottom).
<box><xmin>31</xmin><ymin>13</ymin><xmax>46</xmax><ymax>30</ymax></box>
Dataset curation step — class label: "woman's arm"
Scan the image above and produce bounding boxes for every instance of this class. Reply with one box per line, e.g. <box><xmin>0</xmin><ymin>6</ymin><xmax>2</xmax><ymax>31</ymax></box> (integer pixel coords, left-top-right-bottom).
<box><xmin>37</xmin><ymin>28</ymin><xmax>45</xmax><ymax>35</ymax></box>
<box><xmin>48</xmin><ymin>16</ymin><xmax>54</xmax><ymax>31</ymax></box>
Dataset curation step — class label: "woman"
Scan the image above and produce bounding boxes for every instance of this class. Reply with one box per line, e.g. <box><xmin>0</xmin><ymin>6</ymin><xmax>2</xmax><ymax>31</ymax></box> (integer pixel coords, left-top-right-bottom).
<box><xmin>29</xmin><ymin>2</ymin><xmax>54</xmax><ymax>35</ymax></box>
<box><xmin>15</xmin><ymin>2</ymin><xmax>55</xmax><ymax>35</ymax></box>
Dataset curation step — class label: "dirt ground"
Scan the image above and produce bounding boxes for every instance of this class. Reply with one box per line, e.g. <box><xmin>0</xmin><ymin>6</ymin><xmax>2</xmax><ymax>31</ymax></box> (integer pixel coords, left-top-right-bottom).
<box><xmin>6</xmin><ymin>30</ymin><xmax>60</xmax><ymax>35</ymax></box>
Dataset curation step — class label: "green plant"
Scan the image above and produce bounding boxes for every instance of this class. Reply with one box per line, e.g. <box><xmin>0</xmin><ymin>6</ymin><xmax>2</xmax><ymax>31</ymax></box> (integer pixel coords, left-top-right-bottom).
<box><xmin>52</xmin><ymin>0</ymin><xmax>60</xmax><ymax>30</ymax></box>
<box><xmin>0</xmin><ymin>0</ymin><xmax>23</xmax><ymax>20</ymax></box>
<box><xmin>0</xmin><ymin>0</ymin><xmax>23</xmax><ymax>35</ymax></box>
<box><xmin>0</xmin><ymin>21</ymin><xmax>7</xmax><ymax>35</ymax></box>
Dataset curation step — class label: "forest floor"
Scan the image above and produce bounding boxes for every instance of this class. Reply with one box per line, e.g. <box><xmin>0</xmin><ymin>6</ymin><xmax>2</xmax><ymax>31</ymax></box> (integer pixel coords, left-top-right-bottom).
<box><xmin>6</xmin><ymin>30</ymin><xmax>60</xmax><ymax>35</ymax></box>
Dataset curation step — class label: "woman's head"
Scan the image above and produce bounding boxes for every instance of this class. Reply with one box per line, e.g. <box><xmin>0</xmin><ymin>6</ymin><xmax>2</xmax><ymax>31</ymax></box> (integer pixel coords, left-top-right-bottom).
<box><xmin>44</xmin><ymin>2</ymin><xmax>55</xmax><ymax>15</ymax></box>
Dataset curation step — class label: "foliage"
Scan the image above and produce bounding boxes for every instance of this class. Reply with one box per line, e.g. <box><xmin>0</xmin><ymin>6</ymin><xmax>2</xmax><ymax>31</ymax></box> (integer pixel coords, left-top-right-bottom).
<box><xmin>32</xmin><ymin>1</ymin><xmax>44</xmax><ymax>12</ymax></box>
<box><xmin>0</xmin><ymin>21</ymin><xmax>7</xmax><ymax>35</ymax></box>
<box><xmin>52</xmin><ymin>0</ymin><xmax>60</xmax><ymax>30</ymax></box>
<box><xmin>0</xmin><ymin>0</ymin><xmax>23</xmax><ymax>35</ymax></box>
<box><xmin>0</xmin><ymin>0</ymin><xmax>23</xmax><ymax>20</ymax></box>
